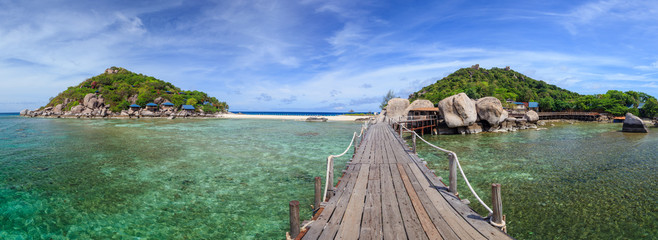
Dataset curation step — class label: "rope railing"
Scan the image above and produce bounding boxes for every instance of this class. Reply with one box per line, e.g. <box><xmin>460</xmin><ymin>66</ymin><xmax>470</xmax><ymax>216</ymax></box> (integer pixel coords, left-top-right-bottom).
<box><xmin>399</xmin><ymin>124</ymin><xmax>494</xmax><ymax>215</ymax></box>
<box><xmin>322</xmin><ymin>121</ymin><xmax>369</xmax><ymax>201</ymax></box>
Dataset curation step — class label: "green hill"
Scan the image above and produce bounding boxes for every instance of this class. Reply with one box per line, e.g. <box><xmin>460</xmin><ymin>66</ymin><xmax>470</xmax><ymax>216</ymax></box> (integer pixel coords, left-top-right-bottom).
<box><xmin>408</xmin><ymin>65</ymin><xmax>658</xmax><ymax>117</ymax></box>
<box><xmin>43</xmin><ymin>67</ymin><xmax>228</xmax><ymax>113</ymax></box>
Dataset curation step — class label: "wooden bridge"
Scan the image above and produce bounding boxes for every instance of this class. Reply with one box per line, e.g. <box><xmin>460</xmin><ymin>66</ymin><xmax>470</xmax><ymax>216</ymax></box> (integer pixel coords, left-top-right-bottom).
<box><xmin>510</xmin><ymin>112</ymin><xmax>601</xmax><ymax>121</ymax></box>
<box><xmin>287</xmin><ymin>121</ymin><xmax>512</xmax><ymax>239</ymax></box>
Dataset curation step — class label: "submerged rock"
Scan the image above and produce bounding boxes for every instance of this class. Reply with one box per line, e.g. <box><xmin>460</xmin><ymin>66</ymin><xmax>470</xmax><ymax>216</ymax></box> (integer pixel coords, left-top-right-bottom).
<box><xmin>622</xmin><ymin>113</ymin><xmax>648</xmax><ymax>133</ymax></box>
<box><xmin>306</xmin><ymin>117</ymin><xmax>328</xmax><ymax>122</ymax></box>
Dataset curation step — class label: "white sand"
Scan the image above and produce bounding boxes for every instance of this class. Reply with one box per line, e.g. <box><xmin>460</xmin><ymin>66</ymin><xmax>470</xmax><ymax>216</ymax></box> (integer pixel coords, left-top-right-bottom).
<box><xmin>217</xmin><ymin>113</ymin><xmax>372</xmax><ymax>122</ymax></box>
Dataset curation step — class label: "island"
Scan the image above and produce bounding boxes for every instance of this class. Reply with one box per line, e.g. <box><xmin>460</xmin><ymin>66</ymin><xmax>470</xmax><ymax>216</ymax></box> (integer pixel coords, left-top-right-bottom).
<box><xmin>20</xmin><ymin>67</ymin><xmax>229</xmax><ymax>118</ymax></box>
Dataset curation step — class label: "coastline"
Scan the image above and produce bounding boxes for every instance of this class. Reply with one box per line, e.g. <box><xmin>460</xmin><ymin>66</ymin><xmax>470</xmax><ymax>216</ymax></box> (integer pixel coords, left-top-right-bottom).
<box><xmin>218</xmin><ymin>113</ymin><xmax>372</xmax><ymax>122</ymax></box>
<box><xmin>18</xmin><ymin>112</ymin><xmax>373</xmax><ymax>122</ymax></box>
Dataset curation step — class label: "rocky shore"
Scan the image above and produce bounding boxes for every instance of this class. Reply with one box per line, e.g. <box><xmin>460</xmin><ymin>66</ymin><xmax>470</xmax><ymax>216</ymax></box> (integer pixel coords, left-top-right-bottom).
<box><xmin>385</xmin><ymin>93</ymin><xmax>543</xmax><ymax>135</ymax></box>
<box><xmin>20</xmin><ymin>93</ymin><xmax>225</xmax><ymax>119</ymax></box>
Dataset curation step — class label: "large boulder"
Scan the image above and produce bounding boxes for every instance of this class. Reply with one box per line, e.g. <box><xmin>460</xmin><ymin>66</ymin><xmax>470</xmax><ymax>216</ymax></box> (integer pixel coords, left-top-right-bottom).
<box><xmin>622</xmin><ymin>113</ymin><xmax>648</xmax><ymax>133</ymax></box>
<box><xmin>70</xmin><ymin>105</ymin><xmax>85</xmax><ymax>113</ymax></box>
<box><xmin>53</xmin><ymin>104</ymin><xmax>63</xmax><ymax>114</ymax></box>
<box><xmin>128</xmin><ymin>94</ymin><xmax>139</xmax><ymax>104</ymax></box>
<box><xmin>524</xmin><ymin>110</ymin><xmax>539</xmax><ymax>123</ymax></box>
<box><xmin>403</xmin><ymin>99</ymin><xmax>434</xmax><ymax>116</ymax></box>
<box><xmin>476</xmin><ymin>97</ymin><xmax>508</xmax><ymax>126</ymax></box>
<box><xmin>438</xmin><ymin>93</ymin><xmax>477</xmax><ymax>128</ymax></box>
<box><xmin>154</xmin><ymin>97</ymin><xmax>166</xmax><ymax>104</ymax></box>
<box><xmin>386</xmin><ymin>98</ymin><xmax>410</xmax><ymax>120</ymax></box>
<box><xmin>20</xmin><ymin>109</ymin><xmax>29</xmax><ymax>115</ymax></box>
<box><xmin>83</xmin><ymin>93</ymin><xmax>97</xmax><ymax>108</ymax></box>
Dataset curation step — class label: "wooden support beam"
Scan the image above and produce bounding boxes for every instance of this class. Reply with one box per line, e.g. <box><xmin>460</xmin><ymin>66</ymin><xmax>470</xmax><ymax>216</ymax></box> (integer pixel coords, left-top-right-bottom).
<box><xmin>290</xmin><ymin>200</ymin><xmax>300</xmax><ymax>239</ymax></box>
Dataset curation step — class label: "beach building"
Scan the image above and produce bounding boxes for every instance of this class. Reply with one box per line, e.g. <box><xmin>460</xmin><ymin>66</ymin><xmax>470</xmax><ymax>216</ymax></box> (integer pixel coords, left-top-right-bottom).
<box><xmin>161</xmin><ymin>102</ymin><xmax>175</xmax><ymax>109</ymax></box>
<box><xmin>181</xmin><ymin>105</ymin><xmax>195</xmax><ymax>113</ymax></box>
<box><xmin>528</xmin><ymin>102</ymin><xmax>539</xmax><ymax>111</ymax></box>
<box><xmin>145</xmin><ymin>103</ymin><xmax>158</xmax><ymax>111</ymax></box>
<box><xmin>129</xmin><ymin>104</ymin><xmax>141</xmax><ymax>111</ymax></box>
<box><xmin>512</xmin><ymin>102</ymin><xmax>526</xmax><ymax>110</ymax></box>
<box><xmin>404</xmin><ymin>107</ymin><xmax>440</xmax><ymax>135</ymax></box>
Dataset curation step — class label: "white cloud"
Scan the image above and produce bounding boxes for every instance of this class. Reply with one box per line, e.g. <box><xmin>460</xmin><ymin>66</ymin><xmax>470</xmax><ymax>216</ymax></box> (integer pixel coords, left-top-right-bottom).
<box><xmin>562</xmin><ymin>0</ymin><xmax>658</xmax><ymax>34</ymax></box>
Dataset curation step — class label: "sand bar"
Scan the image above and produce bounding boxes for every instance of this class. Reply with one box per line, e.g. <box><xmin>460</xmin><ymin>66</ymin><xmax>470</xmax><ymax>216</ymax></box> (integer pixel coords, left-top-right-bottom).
<box><xmin>218</xmin><ymin>113</ymin><xmax>372</xmax><ymax>122</ymax></box>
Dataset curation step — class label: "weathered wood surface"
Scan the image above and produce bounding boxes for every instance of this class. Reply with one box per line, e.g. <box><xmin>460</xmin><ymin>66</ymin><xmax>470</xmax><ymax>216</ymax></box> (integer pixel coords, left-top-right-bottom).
<box><xmin>302</xmin><ymin>123</ymin><xmax>512</xmax><ymax>240</ymax></box>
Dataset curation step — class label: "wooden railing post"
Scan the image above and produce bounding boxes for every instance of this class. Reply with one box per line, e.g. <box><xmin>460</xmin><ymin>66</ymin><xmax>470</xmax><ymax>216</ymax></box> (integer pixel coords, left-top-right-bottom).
<box><xmin>448</xmin><ymin>153</ymin><xmax>458</xmax><ymax>195</ymax></box>
<box><xmin>327</xmin><ymin>156</ymin><xmax>334</xmax><ymax>200</ymax></box>
<box><xmin>412</xmin><ymin>133</ymin><xmax>417</xmax><ymax>154</ymax></box>
<box><xmin>289</xmin><ymin>200</ymin><xmax>300</xmax><ymax>238</ymax></box>
<box><xmin>314</xmin><ymin>177</ymin><xmax>322</xmax><ymax>212</ymax></box>
<box><xmin>491</xmin><ymin>183</ymin><xmax>503</xmax><ymax>226</ymax></box>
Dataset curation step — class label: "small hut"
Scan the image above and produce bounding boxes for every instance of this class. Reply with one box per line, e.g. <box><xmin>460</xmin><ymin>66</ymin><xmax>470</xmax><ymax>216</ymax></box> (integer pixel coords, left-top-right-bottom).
<box><xmin>528</xmin><ymin>102</ymin><xmax>539</xmax><ymax>112</ymax></box>
<box><xmin>146</xmin><ymin>103</ymin><xmax>158</xmax><ymax>111</ymax></box>
<box><xmin>129</xmin><ymin>104</ymin><xmax>141</xmax><ymax>111</ymax></box>
<box><xmin>181</xmin><ymin>105</ymin><xmax>195</xmax><ymax>113</ymax></box>
<box><xmin>161</xmin><ymin>102</ymin><xmax>175</xmax><ymax>110</ymax></box>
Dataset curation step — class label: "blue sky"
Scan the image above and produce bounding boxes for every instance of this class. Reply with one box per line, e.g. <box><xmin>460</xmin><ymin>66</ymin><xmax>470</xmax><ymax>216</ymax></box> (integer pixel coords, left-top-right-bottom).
<box><xmin>1</xmin><ymin>0</ymin><xmax>657</xmax><ymax>112</ymax></box>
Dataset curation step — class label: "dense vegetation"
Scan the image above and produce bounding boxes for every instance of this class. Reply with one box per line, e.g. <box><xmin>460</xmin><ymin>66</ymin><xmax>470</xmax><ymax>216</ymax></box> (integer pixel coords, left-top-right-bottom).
<box><xmin>45</xmin><ymin>67</ymin><xmax>228</xmax><ymax>113</ymax></box>
<box><xmin>409</xmin><ymin>66</ymin><xmax>658</xmax><ymax>117</ymax></box>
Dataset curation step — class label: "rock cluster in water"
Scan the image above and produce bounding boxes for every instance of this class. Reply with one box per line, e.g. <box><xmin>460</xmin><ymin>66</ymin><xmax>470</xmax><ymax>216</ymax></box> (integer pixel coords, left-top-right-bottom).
<box><xmin>622</xmin><ymin>113</ymin><xmax>648</xmax><ymax>133</ymax></box>
<box><xmin>20</xmin><ymin>93</ymin><xmax>223</xmax><ymax>119</ymax></box>
<box><xmin>386</xmin><ymin>92</ymin><xmax>540</xmax><ymax>134</ymax></box>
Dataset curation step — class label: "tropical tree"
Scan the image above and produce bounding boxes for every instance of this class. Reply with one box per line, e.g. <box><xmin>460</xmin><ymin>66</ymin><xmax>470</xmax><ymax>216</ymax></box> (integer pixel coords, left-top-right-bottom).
<box><xmin>380</xmin><ymin>90</ymin><xmax>395</xmax><ymax>109</ymax></box>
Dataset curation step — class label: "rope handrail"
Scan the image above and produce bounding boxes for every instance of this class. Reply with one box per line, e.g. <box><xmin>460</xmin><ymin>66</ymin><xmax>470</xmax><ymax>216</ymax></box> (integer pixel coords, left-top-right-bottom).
<box><xmin>399</xmin><ymin>124</ymin><xmax>494</xmax><ymax>215</ymax></box>
<box><xmin>322</xmin><ymin>122</ymin><xmax>369</xmax><ymax>201</ymax></box>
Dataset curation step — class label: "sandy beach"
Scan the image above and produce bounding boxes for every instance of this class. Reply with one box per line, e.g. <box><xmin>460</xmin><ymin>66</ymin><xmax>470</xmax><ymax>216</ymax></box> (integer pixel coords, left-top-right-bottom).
<box><xmin>218</xmin><ymin>113</ymin><xmax>372</xmax><ymax>122</ymax></box>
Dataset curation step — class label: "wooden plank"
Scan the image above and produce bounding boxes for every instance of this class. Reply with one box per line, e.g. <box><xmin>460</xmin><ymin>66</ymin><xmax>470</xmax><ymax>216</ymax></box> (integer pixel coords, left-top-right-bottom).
<box><xmin>396</xmin><ymin>163</ymin><xmax>443</xmax><ymax>240</ymax></box>
<box><xmin>336</xmin><ymin>164</ymin><xmax>370</xmax><ymax>239</ymax></box>
<box><xmin>303</xmin><ymin>164</ymin><xmax>361</xmax><ymax>239</ymax></box>
<box><xmin>317</xmin><ymin>163</ymin><xmax>365</xmax><ymax>239</ymax></box>
<box><xmin>402</xmin><ymin>163</ymin><xmax>469</xmax><ymax>239</ymax></box>
<box><xmin>359</xmin><ymin>164</ymin><xmax>382</xmax><ymax>239</ymax></box>
<box><xmin>390</xmin><ymin>124</ymin><xmax>512</xmax><ymax>240</ymax></box>
<box><xmin>379</xmin><ymin>163</ymin><xmax>407</xmax><ymax>240</ymax></box>
<box><xmin>389</xmin><ymin>163</ymin><xmax>428</xmax><ymax>240</ymax></box>
<box><xmin>407</xmin><ymin>162</ymin><xmax>485</xmax><ymax>240</ymax></box>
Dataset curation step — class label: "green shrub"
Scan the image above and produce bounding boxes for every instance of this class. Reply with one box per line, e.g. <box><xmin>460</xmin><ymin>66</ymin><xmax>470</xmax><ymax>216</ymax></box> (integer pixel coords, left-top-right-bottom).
<box><xmin>65</xmin><ymin>101</ymin><xmax>79</xmax><ymax>111</ymax></box>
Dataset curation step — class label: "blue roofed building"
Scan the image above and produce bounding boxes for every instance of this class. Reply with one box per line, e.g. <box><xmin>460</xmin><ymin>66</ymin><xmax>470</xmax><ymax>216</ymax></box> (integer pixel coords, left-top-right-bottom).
<box><xmin>528</xmin><ymin>102</ymin><xmax>539</xmax><ymax>111</ymax></box>
<box><xmin>145</xmin><ymin>103</ymin><xmax>158</xmax><ymax>111</ymax></box>
<box><xmin>182</xmin><ymin>105</ymin><xmax>195</xmax><ymax>112</ymax></box>
<box><xmin>129</xmin><ymin>104</ymin><xmax>141</xmax><ymax>110</ymax></box>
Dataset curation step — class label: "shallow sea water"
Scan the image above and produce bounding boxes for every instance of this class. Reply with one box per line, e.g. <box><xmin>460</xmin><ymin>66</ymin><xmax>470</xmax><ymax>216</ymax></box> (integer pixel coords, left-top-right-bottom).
<box><xmin>414</xmin><ymin>122</ymin><xmax>657</xmax><ymax>239</ymax></box>
<box><xmin>1</xmin><ymin>116</ymin><xmax>656</xmax><ymax>239</ymax></box>
<box><xmin>0</xmin><ymin>116</ymin><xmax>359</xmax><ymax>239</ymax></box>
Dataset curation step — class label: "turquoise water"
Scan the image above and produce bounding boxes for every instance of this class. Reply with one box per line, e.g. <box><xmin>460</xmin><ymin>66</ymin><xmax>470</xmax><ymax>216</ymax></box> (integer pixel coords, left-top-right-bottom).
<box><xmin>413</xmin><ymin>122</ymin><xmax>657</xmax><ymax>239</ymax></box>
<box><xmin>1</xmin><ymin>117</ymin><xmax>656</xmax><ymax>239</ymax></box>
<box><xmin>0</xmin><ymin>116</ymin><xmax>359</xmax><ymax>239</ymax></box>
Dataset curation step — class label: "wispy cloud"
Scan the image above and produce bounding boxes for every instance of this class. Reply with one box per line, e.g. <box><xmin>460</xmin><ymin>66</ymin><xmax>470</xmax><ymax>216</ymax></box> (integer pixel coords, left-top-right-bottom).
<box><xmin>2</xmin><ymin>1</ymin><xmax>658</xmax><ymax>112</ymax></box>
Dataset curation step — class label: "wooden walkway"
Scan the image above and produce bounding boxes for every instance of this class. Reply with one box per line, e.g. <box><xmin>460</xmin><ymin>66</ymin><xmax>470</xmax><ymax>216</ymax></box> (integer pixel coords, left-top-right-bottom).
<box><xmin>301</xmin><ymin>123</ymin><xmax>512</xmax><ymax>240</ymax></box>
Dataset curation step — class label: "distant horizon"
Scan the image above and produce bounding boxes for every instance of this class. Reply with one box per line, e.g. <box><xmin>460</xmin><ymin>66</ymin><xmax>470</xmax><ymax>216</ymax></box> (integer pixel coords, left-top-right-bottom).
<box><xmin>2</xmin><ymin>1</ymin><xmax>657</xmax><ymax>112</ymax></box>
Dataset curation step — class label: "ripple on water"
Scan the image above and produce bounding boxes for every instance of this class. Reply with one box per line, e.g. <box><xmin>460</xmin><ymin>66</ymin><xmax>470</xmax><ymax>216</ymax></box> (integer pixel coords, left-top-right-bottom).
<box><xmin>415</xmin><ymin>122</ymin><xmax>657</xmax><ymax>239</ymax></box>
<box><xmin>0</xmin><ymin>117</ymin><xmax>360</xmax><ymax>239</ymax></box>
